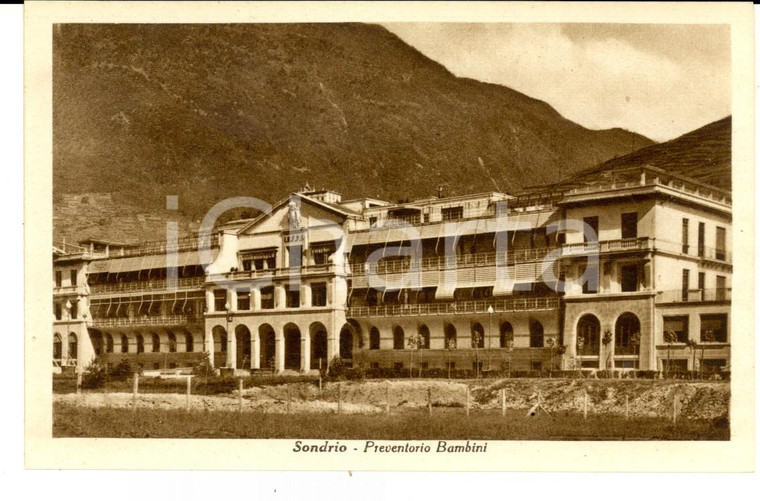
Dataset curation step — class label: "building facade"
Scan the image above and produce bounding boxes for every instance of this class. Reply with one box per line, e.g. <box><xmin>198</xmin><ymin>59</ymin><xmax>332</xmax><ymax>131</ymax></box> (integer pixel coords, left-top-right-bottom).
<box><xmin>53</xmin><ymin>166</ymin><xmax>731</xmax><ymax>375</ymax></box>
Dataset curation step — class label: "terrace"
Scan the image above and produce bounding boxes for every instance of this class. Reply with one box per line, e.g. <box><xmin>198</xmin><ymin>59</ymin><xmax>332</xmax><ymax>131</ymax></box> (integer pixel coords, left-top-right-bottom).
<box><xmin>347</xmin><ymin>297</ymin><xmax>559</xmax><ymax>318</ymax></box>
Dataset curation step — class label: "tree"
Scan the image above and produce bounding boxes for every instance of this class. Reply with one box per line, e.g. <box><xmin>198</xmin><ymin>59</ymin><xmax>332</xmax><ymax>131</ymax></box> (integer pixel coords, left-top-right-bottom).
<box><xmin>576</xmin><ymin>335</ymin><xmax>585</xmax><ymax>375</ymax></box>
<box><xmin>471</xmin><ymin>330</ymin><xmax>483</xmax><ymax>378</ymax></box>
<box><xmin>664</xmin><ymin>330</ymin><xmax>677</xmax><ymax>377</ymax></box>
<box><xmin>602</xmin><ymin>329</ymin><xmax>613</xmax><ymax>371</ymax></box>
<box><xmin>685</xmin><ymin>338</ymin><xmax>698</xmax><ymax>378</ymax></box>
<box><xmin>407</xmin><ymin>333</ymin><xmax>421</xmax><ymax>378</ymax></box>
<box><xmin>446</xmin><ymin>337</ymin><xmax>456</xmax><ymax>379</ymax></box>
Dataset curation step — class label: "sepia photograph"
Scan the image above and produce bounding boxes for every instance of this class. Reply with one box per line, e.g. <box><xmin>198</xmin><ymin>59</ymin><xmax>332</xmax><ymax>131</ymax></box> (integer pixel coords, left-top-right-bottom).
<box><xmin>25</xmin><ymin>1</ymin><xmax>755</xmax><ymax>472</ymax></box>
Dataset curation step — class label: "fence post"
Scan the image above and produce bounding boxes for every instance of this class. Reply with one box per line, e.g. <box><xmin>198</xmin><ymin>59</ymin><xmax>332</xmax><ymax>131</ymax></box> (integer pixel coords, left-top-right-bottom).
<box><xmin>428</xmin><ymin>386</ymin><xmax>432</xmax><ymax>417</ymax></box>
<box><xmin>501</xmin><ymin>388</ymin><xmax>506</xmax><ymax>417</ymax></box>
<box><xmin>238</xmin><ymin>378</ymin><xmax>243</xmax><ymax>412</ymax></box>
<box><xmin>672</xmin><ymin>392</ymin><xmax>678</xmax><ymax>424</ymax></box>
<box><xmin>132</xmin><ymin>373</ymin><xmax>139</xmax><ymax>411</ymax></box>
<box><xmin>337</xmin><ymin>382</ymin><xmax>342</xmax><ymax>414</ymax></box>
<box><xmin>625</xmin><ymin>395</ymin><xmax>629</xmax><ymax>420</ymax></box>
<box><xmin>76</xmin><ymin>372</ymin><xmax>82</xmax><ymax>395</ymax></box>
<box><xmin>186</xmin><ymin>375</ymin><xmax>191</xmax><ymax>410</ymax></box>
<box><xmin>466</xmin><ymin>386</ymin><xmax>470</xmax><ymax>417</ymax></box>
<box><xmin>385</xmin><ymin>381</ymin><xmax>390</xmax><ymax>415</ymax></box>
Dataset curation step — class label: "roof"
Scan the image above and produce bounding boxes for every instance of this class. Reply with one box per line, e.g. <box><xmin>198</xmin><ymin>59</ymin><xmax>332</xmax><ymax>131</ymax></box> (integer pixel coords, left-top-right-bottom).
<box><xmin>236</xmin><ymin>192</ymin><xmax>359</xmax><ymax>235</ymax></box>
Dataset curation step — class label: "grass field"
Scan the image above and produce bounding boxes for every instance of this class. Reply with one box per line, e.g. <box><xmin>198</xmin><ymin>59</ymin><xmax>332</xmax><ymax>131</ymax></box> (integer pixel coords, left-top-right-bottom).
<box><xmin>53</xmin><ymin>403</ymin><xmax>729</xmax><ymax>440</ymax></box>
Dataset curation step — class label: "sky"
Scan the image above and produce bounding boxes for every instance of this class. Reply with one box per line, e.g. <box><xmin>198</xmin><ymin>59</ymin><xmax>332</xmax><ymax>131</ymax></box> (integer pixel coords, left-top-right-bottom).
<box><xmin>383</xmin><ymin>23</ymin><xmax>731</xmax><ymax>142</ymax></box>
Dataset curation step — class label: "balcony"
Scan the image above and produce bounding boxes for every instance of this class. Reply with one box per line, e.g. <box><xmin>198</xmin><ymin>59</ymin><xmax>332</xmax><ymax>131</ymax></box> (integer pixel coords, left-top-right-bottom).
<box><xmin>561</xmin><ymin>237</ymin><xmax>653</xmax><ymax>257</ymax></box>
<box><xmin>92</xmin><ymin>314</ymin><xmax>203</xmax><ymax>328</ymax></box>
<box><xmin>656</xmin><ymin>288</ymin><xmax>731</xmax><ymax>304</ymax></box>
<box><xmin>89</xmin><ymin>276</ymin><xmax>206</xmax><ymax>294</ymax></box>
<box><xmin>347</xmin><ymin>297</ymin><xmax>559</xmax><ymax>318</ymax></box>
<box><xmin>223</xmin><ymin>263</ymin><xmax>335</xmax><ymax>281</ymax></box>
<box><xmin>115</xmin><ymin>234</ymin><xmax>220</xmax><ymax>259</ymax></box>
<box><xmin>349</xmin><ymin>247</ymin><xmax>558</xmax><ymax>275</ymax></box>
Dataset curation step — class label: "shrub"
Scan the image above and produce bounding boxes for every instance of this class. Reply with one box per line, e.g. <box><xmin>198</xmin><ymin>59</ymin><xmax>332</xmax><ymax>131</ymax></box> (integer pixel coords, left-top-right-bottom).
<box><xmin>327</xmin><ymin>355</ymin><xmax>347</xmax><ymax>380</ymax></box>
<box><xmin>192</xmin><ymin>352</ymin><xmax>215</xmax><ymax>378</ymax></box>
<box><xmin>81</xmin><ymin>361</ymin><xmax>107</xmax><ymax>389</ymax></box>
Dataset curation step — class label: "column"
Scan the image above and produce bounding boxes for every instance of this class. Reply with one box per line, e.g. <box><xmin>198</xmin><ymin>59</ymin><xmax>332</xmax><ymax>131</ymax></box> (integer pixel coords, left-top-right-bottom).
<box><xmin>327</xmin><ymin>325</ymin><xmax>339</xmax><ymax>362</ymax></box>
<box><xmin>204</xmin><ymin>324</ymin><xmax>214</xmax><ymax>357</ymax></box>
<box><xmin>275</xmin><ymin>285</ymin><xmax>286</xmax><ymax>309</ymax></box>
<box><xmin>252</xmin><ymin>287</ymin><xmax>262</xmax><ymax>310</ymax></box>
<box><xmin>302</xmin><ymin>283</ymin><xmax>312</xmax><ymax>308</ymax></box>
<box><xmin>275</xmin><ymin>333</ymin><xmax>285</xmax><ymax>373</ymax></box>
<box><xmin>205</xmin><ymin>290</ymin><xmax>215</xmax><ymax>313</ymax></box>
<box><xmin>301</xmin><ymin>332</ymin><xmax>311</xmax><ymax>373</ymax></box>
<box><xmin>228</xmin><ymin>288</ymin><xmax>237</xmax><ymax>311</ymax></box>
<box><xmin>251</xmin><ymin>330</ymin><xmax>260</xmax><ymax>369</ymax></box>
<box><xmin>227</xmin><ymin>326</ymin><xmax>237</xmax><ymax>369</ymax></box>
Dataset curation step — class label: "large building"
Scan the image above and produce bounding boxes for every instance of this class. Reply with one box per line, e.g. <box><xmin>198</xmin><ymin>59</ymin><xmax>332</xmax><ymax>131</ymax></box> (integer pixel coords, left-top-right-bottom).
<box><xmin>53</xmin><ymin>165</ymin><xmax>731</xmax><ymax>375</ymax></box>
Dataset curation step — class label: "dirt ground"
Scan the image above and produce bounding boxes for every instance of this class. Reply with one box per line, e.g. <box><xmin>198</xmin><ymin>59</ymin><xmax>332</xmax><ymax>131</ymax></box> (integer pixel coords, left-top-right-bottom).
<box><xmin>54</xmin><ymin>378</ymin><xmax>730</xmax><ymax>420</ymax></box>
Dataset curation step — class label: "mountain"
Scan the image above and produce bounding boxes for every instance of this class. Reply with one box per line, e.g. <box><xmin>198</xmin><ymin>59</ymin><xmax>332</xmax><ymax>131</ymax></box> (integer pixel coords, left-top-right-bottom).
<box><xmin>565</xmin><ymin>117</ymin><xmax>731</xmax><ymax>190</ymax></box>
<box><xmin>53</xmin><ymin>23</ymin><xmax>653</xmax><ymax>243</ymax></box>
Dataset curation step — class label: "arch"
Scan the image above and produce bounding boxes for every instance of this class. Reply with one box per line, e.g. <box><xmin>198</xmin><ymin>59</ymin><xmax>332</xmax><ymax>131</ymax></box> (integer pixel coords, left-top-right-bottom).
<box><xmin>577</xmin><ymin>314</ymin><xmax>600</xmax><ymax>356</ymax></box>
<box><xmin>444</xmin><ymin>323</ymin><xmax>457</xmax><ymax>349</ymax></box>
<box><xmin>136</xmin><ymin>333</ymin><xmax>145</xmax><ymax>354</ymax></box>
<box><xmin>339</xmin><ymin>324</ymin><xmax>355</xmax><ymax>360</ymax></box>
<box><xmin>212</xmin><ymin>325</ymin><xmax>227</xmax><ymax>368</ymax></box>
<box><xmin>283</xmin><ymin>323</ymin><xmax>301</xmax><ymax>370</ymax></box>
<box><xmin>309</xmin><ymin>322</ymin><xmax>328</xmax><ymax>370</ymax></box>
<box><xmin>258</xmin><ymin>324</ymin><xmax>276</xmax><ymax>370</ymax></box>
<box><xmin>168</xmin><ymin>331</ymin><xmax>177</xmax><ymax>353</ymax></box>
<box><xmin>53</xmin><ymin>333</ymin><xmax>62</xmax><ymax>362</ymax></box>
<box><xmin>417</xmin><ymin>324</ymin><xmax>430</xmax><ymax>349</ymax></box>
<box><xmin>120</xmin><ymin>334</ymin><xmax>129</xmax><ymax>353</ymax></box>
<box><xmin>369</xmin><ymin>326</ymin><xmax>380</xmax><ymax>350</ymax></box>
<box><xmin>151</xmin><ymin>332</ymin><xmax>160</xmax><ymax>353</ymax></box>
<box><xmin>393</xmin><ymin>325</ymin><xmax>405</xmax><ymax>350</ymax></box>
<box><xmin>499</xmin><ymin>322</ymin><xmax>514</xmax><ymax>348</ymax></box>
<box><xmin>185</xmin><ymin>332</ymin><xmax>194</xmax><ymax>353</ymax></box>
<box><xmin>67</xmin><ymin>333</ymin><xmax>78</xmax><ymax>363</ymax></box>
<box><xmin>529</xmin><ymin>320</ymin><xmax>544</xmax><ymax>348</ymax></box>
<box><xmin>471</xmin><ymin>322</ymin><xmax>485</xmax><ymax>348</ymax></box>
<box><xmin>90</xmin><ymin>330</ymin><xmax>104</xmax><ymax>355</ymax></box>
<box><xmin>615</xmin><ymin>312</ymin><xmax>640</xmax><ymax>355</ymax></box>
<box><xmin>235</xmin><ymin>325</ymin><xmax>251</xmax><ymax>369</ymax></box>
<box><xmin>106</xmin><ymin>333</ymin><xmax>114</xmax><ymax>353</ymax></box>
<box><xmin>345</xmin><ymin>319</ymin><xmax>363</xmax><ymax>349</ymax></box>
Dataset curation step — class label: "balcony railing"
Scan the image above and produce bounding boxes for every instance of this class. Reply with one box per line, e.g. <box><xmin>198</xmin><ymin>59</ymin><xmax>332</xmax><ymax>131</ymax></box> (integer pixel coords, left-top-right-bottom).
<box><xmin>347</xmin><ymin>297</ymin><xmax>559</xmax><ymax>318</ymax></box>
<box><xmin>92</xmin><ymin>314</ymin><xmax>203</xmax><ymax>328</ymax></box>
<box><xmin>561</xmin><ymin>237</ymin><xmax>653</xmax><ymax>257</ymax></box>
<box><xmin>115</xmin><ymin>234</ymin><xmax>220</xmax><ymax>258</ymax></box>
<box><xmin>89</xmin><ymin>276</ymin><xmax>206</xmax><ymax>294</ymax></box>
<box><xmin>224</xmin><ymin>263</ymin><xmax>334</xmax><ymax>281</ymax></box>
<box><xmin>656</xmin><ymin>288</ymin><xmax>731</xmax><ymax>304</ymax></box>
<box><xmin>349</xmin><ymin>248</ymin><xmax>558</xmax><ymax>275</ymax></box>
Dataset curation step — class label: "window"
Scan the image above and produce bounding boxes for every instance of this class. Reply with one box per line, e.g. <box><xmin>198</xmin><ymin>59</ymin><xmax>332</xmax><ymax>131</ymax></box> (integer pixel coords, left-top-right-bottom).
<box><xmin>445</xmin><ymin>361</ymin><xmax>456</xmax><ymax>371</ymax></box>
<box><xmin>54</xmin><ymin>303</ymin><xmax>62</xmax><ymax>320</ymax></box>
<box><xmin>136</xmin><ymin>334</ymin><xmax>144</xmax><ymax>353</ymax></box>
<box><xmin>70</xmin><ymin>301</ymin><xmax>78</xmax><ymax>320</ymax></box>
<box><xmin>260</xmin><ymin>286</ymin><xmax>274</xmax><ymax>309</ymax></box>
<box><xmin>312</xmin><ymin>244</ymin><xmax>335</xmax><ymax>266</ymax></box>
<box><xmin>53</xmin><ymin>334</ymin><xmax>62</xmax><ymax>360</ymax></box>
<box><xmin>418</xmin><ymin>325</ymin><xmax>430</xmax><ymax>349</ymax></box>
<box><xmin>716</xmin><ymin>227</ymin><xmax>726</xmax><ymax>260</ymax></box>
<box><xmin>702</xmin><ymin>359</ymin><xmax>727</xmax><ymax>373</ymax></box>
<box><xmin>698</xmin><ymin>222</ymin><xmax>705</xmax><ymax>257</ymax></box>
<box><xmin>393</xmin><ymin>362</ymin><xmax>404</xmax><ymax>371</ymax></box>
<box><xmin>311</xmin><ymin>283</ymin><xmax>327</xmax><ymax>307</ymax></box>
<box><xmin>698</xmin><ymin>272</ymin><xmax>705</xmax><ymax>300</ymax></box>
<box><xmin>444</xmin><ymin>324</ymin><xmax>457</xmax><ymax>349</ymax></box>
<box><xmin>369</xmin><ymin>327</ymin><xmax>380</xmax><ymax>350</ymax></box>
<box><xmin>121</xmin><ymin>334</ymin><xmax>129</xmax><ymax>353</ymax></box>
<box><xmin>700</xmin><ymin>314</ymin><xmax>727</xmax><ymax>343</ymax></box>
<box><xmin>529</xmin><ymin>320</ymin><xmax>544</xmax><ymax>348</ymax></box>
<box><xmin>168</xmin><ymin>333</ymin><xmax>177</xmax><ymax>353</ymax></box>
<box><xmin>67</xmin><ymin>334</ymin><xmax>78</xmax><ymax>362</ymax></box>
<box><xmin>716</xmin><ymin>275</ymin><xmax>727</xmax><ymax>300</ymax></box>
<box><xmin>615</xmin><ymin>313</ymin><xmax>640</xmax><ymax>355</ymax></box>
<box><xmin>681</xmin><ymin>269</ymin><xmax>690</xmax><ymax>301</ymax></box>
<box><xmin>151</xmin><ymin>333</ymin><xmax>160</xmax><ymax>353</ymax></box>
<box><xmin>185</xmin><ymin>333</ymin><xmax>194</xmax><ymax>353</ymax></box>
<box><xmin>214</xmin><ymin>290</ymin><xmax>226</xmax><ymax>312</ymax></box>
<box><xmin>286</xmin><ymin>290</ymin><xmax>300</xmax><ymax>308</ymax></box>
<box><xmin>582</xmin><ymin>262</ymin><xmax>599</xmax><ymax>294</ymax></box>
<box><xmin>583</xmin><ymin>216</ymin><xmax>599</xmax><ymax>243</ymax></box>
<box><xmin>664</xmin><ymin>316</ymin><xmax>689</xmax><ymax>343</ymax></box>
<box><xmin>369</xmin><ymin>216</ymin><xmax>377</xmax><ymax>227</ymax></box>
<box><xmin>577</xmin><ymin>315</ymin><xmax>600</xmax><ymax>356</ymax></box>
<box><xmin>288</xmin><ymin>245</ymin><xmax>303</xmax><ymax>269</ymax></box>
<box><xmin>499</xmin><ymin>322</ymin><xmax>514</xmax><ymax>348</ymax></box>
<box><xmin>106</xmin><ymin>334</ymin><xmax>114</xmax><ymax>353</ymax></box>
<box><xmin>620</xmin><ymin>264</ymin><xmax>639</xmax><ymax>292</ymax></box>
<box><xmin>55</xmin><ymin>270</ymin><xmax>62</xmax><ymax>287</ymax></box>
<box><xmin>237</xmin><ymin>290</ymin><xmax>250</xmax><ymax>310</ymax></box>
<box><xmin>621</xmin><ymin>212</ymin><xmax>638</xmax><ymax>239</ymax></box>
<box><xmin>442</xmin><ymin>206</ymin><xmax>464</xmax><ymax>221</ymax></box>
<box><xmin>241</xmin><ymin>250</ymin><xmax>277</xmax><ymax>271</ymax></box>
<box><xmin>393</xmin><ymin>326</ymin><xmax>405</xmax><ymax>350</ymax></box>
<box><xmin>531</xmin><ymin>361</ymin><xmax>542</xmax><ymax>371</ymax></box>
<box><xmin>471</xmin><ymin>323</ymin><xmax>485</xmax><ymax>348</ymax></box>
<box><xmin>70</xmin><ymin>269</ymin><xmax>77</xmax><ymax>287</ymax></box>
<box><xmin>682</xmin><ymin>218</ymin><xmax>689</xmax><ymax>253</ymax></box>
